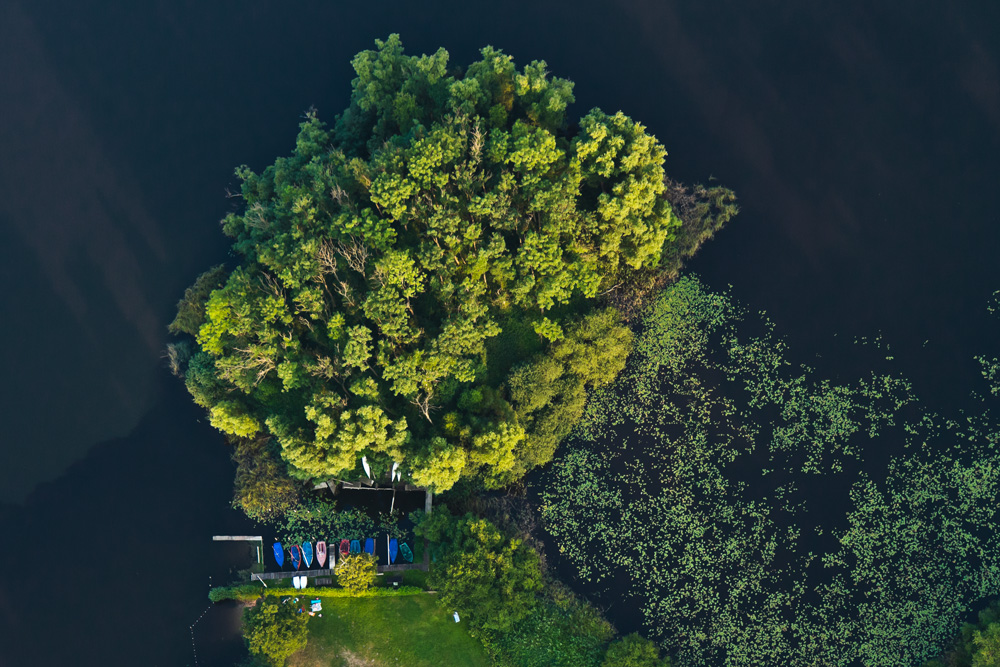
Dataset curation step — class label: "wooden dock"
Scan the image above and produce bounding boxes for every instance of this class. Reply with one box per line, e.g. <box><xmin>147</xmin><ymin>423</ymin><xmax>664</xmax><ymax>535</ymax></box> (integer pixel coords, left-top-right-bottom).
<box><xmin>312</xmin><ymin>479</ymin><xmax>425</xmax><ymax>492</ymax></box>
<box><xmin>212</xmin><ymin>535</ymin><xmax>263</xmax><ymax>542</ymax></box>
<box><xmin>254</xmin><ymin>568</ymin><xmax>334</xmax><ymax>580</ymax></box>
<box><xmin>252</xmin><ymin>560</ymin><xmax>427</xmax><ymax>581</ymax></box>
<box><xmin>214</xmin><ymin>535</ymin><xmax>264</xmax><ymax>563</ymax></box>
<box><xmin>378</xmin><ymin>562</ymin><xmax>428</xmax><ymax>573</ymax></box>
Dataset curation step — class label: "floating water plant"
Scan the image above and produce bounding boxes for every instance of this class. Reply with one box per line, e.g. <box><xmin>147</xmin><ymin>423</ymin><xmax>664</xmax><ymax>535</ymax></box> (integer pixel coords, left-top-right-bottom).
<box><xmin>539</xmin><ymin>275</ymin><xmax>1000</xmax><ymax>666</ymax></box>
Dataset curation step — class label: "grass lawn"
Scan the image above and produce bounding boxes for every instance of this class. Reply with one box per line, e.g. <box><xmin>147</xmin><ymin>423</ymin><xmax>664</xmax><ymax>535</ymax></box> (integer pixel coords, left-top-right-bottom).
<box><xmin>288</xmin><ymin>594</ymin><xmax>490</xmax><ymax>667</ymax></box>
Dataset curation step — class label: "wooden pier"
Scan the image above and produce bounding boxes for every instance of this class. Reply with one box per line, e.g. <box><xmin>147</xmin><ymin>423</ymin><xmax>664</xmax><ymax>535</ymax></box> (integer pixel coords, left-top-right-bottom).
<box><xmin>251</xmin><ymin>560</ymin><xmax>427</xmax><ymax>581</ymax></box>
<box><xmin>213</xmin><ymin>535</ymin><xmax>264</xmax><ymax>563</ymax></box>
<box><xmin>312</xmin><ymin>478</ymin><xmax>424</xmax><ymax>493</ymax></box>
<box><xmin>212</xmin><ymin>535</ymin><xmax>263</xmax><ymax>541</ymax></box>
<box><xmin>253</xmin><ymin>568</ymin><xmax>335</xmax><ymax>580</ymax></box>
<box><xmin>378</xmin><ymin>562</ymin><xmax>428</xmax><ymax>573</ymax></box>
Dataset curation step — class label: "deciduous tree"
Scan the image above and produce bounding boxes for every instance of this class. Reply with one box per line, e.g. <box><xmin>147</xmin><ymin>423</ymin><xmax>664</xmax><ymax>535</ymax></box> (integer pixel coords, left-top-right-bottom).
<box><xmin>242</xmin><ymin>597</ymin><xmax>308</xmax><ymax>666</ymax></box>
<box><xmin>171</xmin><ymin>35</ymin><xmax>731</xmax><ymax>504</ymax></box>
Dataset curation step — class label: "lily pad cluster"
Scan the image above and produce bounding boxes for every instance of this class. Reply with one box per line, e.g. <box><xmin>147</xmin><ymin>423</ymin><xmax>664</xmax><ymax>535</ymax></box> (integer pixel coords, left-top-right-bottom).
<box><xmin>540</xmin><ymin>275</ymin><xmax>1000</xmax><ymax>666</ymax></box>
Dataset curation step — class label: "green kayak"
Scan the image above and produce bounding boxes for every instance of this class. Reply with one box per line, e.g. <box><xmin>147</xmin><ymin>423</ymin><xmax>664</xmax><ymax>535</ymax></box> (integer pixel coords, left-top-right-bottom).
<box><xmin>400</xmin><ymin>542</ymin><xmax>414</xmax><ymax>563</ymax></box>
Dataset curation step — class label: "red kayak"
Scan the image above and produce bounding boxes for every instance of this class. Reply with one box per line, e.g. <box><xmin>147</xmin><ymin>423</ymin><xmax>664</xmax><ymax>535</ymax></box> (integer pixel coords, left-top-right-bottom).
<box><xmin>339</xmin><ymin>539</ymin><xmax>350</xmax><ymax>558</ymax></box>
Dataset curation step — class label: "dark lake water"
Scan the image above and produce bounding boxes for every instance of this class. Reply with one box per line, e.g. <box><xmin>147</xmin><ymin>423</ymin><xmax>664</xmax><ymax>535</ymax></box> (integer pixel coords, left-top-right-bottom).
<box><xmin>1</xmin><ymin>1</ymin><xmax>999</xmax><ymax>664</ymax></box>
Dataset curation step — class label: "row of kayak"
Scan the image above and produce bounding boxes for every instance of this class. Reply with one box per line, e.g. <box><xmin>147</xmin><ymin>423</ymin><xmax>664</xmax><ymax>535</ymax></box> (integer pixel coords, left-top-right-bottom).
<box><xmin>273</xmin><ymin>538</ymin><xmax>414</xmax><ymax>570</ymax></box>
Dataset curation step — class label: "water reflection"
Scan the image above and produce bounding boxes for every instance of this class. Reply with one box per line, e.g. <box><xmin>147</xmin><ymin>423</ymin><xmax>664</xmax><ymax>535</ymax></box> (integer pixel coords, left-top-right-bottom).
<box><xmin>0</xmin><ymin>375</ymin><xmax>256</xmax><ymax>665</ymax></box>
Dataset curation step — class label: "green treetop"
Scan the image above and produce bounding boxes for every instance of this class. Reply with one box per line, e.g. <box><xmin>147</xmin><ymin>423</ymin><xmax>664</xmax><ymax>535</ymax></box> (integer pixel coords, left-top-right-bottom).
<box><xmin>242</xmin><ymin>596</ymin><xmax>309</xmax><ymax>666</ymax></box>
<box><xmin>173</xmin><ymin>35</ymin><xmax>701</xmax><ymax>495</ymax></box>
<box><xmin>335</xmin><ymin>553</ymin><xmax>378</xmax><ymax>595</ymax></box>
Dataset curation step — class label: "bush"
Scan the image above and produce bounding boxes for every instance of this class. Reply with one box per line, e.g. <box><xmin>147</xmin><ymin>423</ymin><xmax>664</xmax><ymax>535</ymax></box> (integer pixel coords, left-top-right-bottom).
<box><xmin>336</xmin><ymin>553</ymin><xmax>378</xmax><ymax>594</ymax></box>
<box><xmin>602</xmin><ymin>633</ymin><xmax>670</xmax><ymax>667</ymax></box>
<box><xmin>484</xmin><ymin>590</ymin><xmax>615</xmax><ymax>666</ymax></box>
<box><xmin>421</xmin><ymin>513</ymin><xmax>543</xmax><ymax>633</ymax></box>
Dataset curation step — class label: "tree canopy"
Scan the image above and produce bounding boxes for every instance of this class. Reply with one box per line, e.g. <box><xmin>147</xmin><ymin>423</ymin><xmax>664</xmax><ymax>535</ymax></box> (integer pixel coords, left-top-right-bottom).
<box><xmin>416</xmin><ymin>510</ymin><xmax>543</xmax><ymax>633</ymax></box>
<box><xmin>173</xmin><ymin>35</ymin><xmax>708</xmax><ymax>493</ymax></box>
<box><xmin>242</xmin><ymin>596</ymin><xmax>309</xmax><ymax>666</ymax></box>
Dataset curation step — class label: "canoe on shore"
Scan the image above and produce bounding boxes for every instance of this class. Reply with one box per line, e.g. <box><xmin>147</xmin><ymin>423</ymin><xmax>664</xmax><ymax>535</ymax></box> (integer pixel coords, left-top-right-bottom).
<box><xmin>339</xmin><ymin>539</ymin><xmax>350</xmax><ymax>558</ymax></box>
<box><xmin>350</xmin><ymin>539</ymin><xmax>360</xmax><ymax>554</ymax></box>
<box><xmin>302</xmin><ymin>541</ymin><xmax>314</xmax><ymax>568</ymax></box>
<box><xmin>400</xmin><ymin>542</ymin><xmax>413</xmax><ymax>563</ymax></box>
<box><xmin>290</xmin><ymin>545</ymin><xmax>302</xmax><ymax>570</ymax></box>
<box><xmin>273</xmin><ymin>542</ymin><xmax>285</xmax><ymax>568</ymax></box>
<box><xmin>389</xmin><ymin>538</ymin><xmax>398</xmax><ymax>564</ymax></box>
<box><xmin>316</xmin><ymin>541</ymin><xmax>327</xmax><ymax>568</ymax></box>
<box><xmin>364</xmin><ymin>538</ymin><xmax>374</xmax><ymax>555</ymax></box>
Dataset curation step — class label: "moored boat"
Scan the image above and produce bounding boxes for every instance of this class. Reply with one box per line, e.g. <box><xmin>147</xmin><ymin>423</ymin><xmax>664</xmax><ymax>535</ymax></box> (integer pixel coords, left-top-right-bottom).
<box><xmin>339</xmin><ymin>539</ymin><xmax>350</xmax><ymax>558</ymax></box>
<box><xmin>302</xmin><ymin>541</ymin><xmax>314</xmax><ymax>568</ymax></box>
<box><xmin>364</xmin><ymin>538</ymin><xmax>374</xmax><ymax>555</ymax></box>
<box><xmin>350</xmin><ymin>539</ymin><xmax>360</xmax><ymax>554</ymax></box>
<box><xmin>389</xmin><ymin>538</ymin><xmax>398</xmax><ymax>563</ymax></box>
<box><xmin>316</xmin><ymin>541</ymin><xmax>327</xmax><ymax>568</ymax></box>
<box><xmin>290</xmin><ymin>544</ymin><xmax>302</xmax><ymax>570</ymax></box>
<box><xmin>273</xmin><ymin>542</ymin><xmax>285</xmax><ymax>568</ymax></box>
<box><xmin>400</xmin><ymin>542</ymin><xmax>413</xmax><ymax>563</ymax></box>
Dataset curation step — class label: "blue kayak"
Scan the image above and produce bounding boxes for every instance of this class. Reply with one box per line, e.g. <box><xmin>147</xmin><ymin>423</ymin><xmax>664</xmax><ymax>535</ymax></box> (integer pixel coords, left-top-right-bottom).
<box><xmin>389</xmin><ymin>538</ymin><xmax>398</xmax><ymax>564</ymax></box>
<box><xmin>350</xmin><ymin>539</ymin><xmax>360</xmax><ymax>554</ymax></box>
<box><xmin>302</xmin><ymin>541</ymin><xmax>314</xmax><ymax>568</ymax></box>
<box><xmin>290</xmin><ymin>545</ymin><xmax>302</xmax><ymax>570</ymax></box>
<box><xmin>273</xmin><ymin>542</ymin><xmax>285</xmax><ymax>568</ymax></box>
<box><xmin>364</xmin><ymin>538</ymin><xmax>374</xmax><ymax>555</ymax></box>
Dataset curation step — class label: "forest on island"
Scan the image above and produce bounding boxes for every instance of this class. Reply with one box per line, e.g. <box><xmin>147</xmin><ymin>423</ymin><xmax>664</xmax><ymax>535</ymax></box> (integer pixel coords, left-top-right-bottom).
<box><xmin>168</xmin><ymin>33</ymin><xmax>734</xmax><ymax>505</ymax></box>
<box><xmin>175</xmin><ymin>36</ymin><xmax>1000</xmax><ymax>667</ymax></box>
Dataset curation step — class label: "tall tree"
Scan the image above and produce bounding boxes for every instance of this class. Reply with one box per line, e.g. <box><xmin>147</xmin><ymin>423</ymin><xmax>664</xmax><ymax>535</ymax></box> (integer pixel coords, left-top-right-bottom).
<box><xmin>419</xmin><ymin>512</ymin><xmax>543</xmax><ymax>632</ymax></box>
<box><xmin>171</xmin><ymin>35</ymin><xmax>732</xmax><ymax>499</ymax></box>
<box><xmin>242</xmin><ymin>597</ymin><xmax>309</xmax><ymax>666</ymax></box>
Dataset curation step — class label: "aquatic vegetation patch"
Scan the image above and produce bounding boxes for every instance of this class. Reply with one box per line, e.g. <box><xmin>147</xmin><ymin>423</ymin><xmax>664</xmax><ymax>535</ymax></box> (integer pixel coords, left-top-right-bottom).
<box><xmin>539</xmin><ymin>275</ymin><xmax>1000</xmax><ymax>666</ymax></box>
<box><xmin>281</xmin><ymin>501</ymin><xmax>384</xmax><ymax>544</ymax></box>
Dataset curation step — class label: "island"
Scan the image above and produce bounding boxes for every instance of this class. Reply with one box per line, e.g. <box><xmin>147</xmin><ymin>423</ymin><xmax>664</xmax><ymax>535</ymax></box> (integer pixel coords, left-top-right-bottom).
<box><xmin>174</xmin><ymin>35</ymin><xmax>1000</xmax><ymax>667</ymax></box>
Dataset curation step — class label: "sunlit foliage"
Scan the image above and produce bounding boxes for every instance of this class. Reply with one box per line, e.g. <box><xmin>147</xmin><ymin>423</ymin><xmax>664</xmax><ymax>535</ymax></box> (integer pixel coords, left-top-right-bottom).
<box><xmin>925</xmin><ymin>601</ymin><xmax>1000</xmax><ymax>667</ymax></box>
<box><xmin>242</xmin><ymin>596</ymin><xmax>309</xmax><ymax>666</ymax></box>
<box><xmin>335</xmin><ymin>553</ymin><xmax>378</xmax><ymax>595</ymax></box>
<box><xmin>170</xmin><ymin>35</ymin><xmax>723</xmax><ymax>494</ymax></box>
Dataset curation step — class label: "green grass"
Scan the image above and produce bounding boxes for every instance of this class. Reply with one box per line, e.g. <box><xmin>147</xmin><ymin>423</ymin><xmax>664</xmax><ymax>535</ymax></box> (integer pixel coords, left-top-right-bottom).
<box><xmin>398</xmin><ymin>567</ymin><xmax>429</xmax><ymax>589</ymax></box>
<box><xmin>289</xmin><ymin>595</ymin><xmax>490</xmax><ymax>667</ymax></box>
